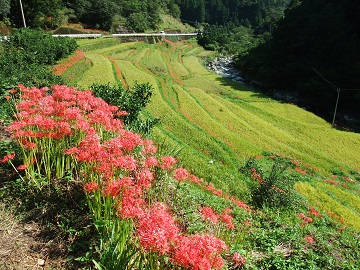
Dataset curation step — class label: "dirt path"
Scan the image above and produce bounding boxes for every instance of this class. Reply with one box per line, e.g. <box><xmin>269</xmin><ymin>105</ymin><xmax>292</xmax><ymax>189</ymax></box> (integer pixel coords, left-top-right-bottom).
<box><xmin>0</xmin><ymin>203</ymin><xmax>65</xmax><ymax>269</ymax></box>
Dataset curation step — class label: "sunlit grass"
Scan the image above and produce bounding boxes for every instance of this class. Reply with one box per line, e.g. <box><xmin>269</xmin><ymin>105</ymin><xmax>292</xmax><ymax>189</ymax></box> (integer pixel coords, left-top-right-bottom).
<box><xmin>316</xmin><ymin>182</ymin><xmax>360</xmax><ymax>214</ymax></box>
<box><xmin>62</xmin><ymin>57</ymin><xmax>92</xmax><ymax>85</ymax></box>
<box><xmin>77</xmin><ymin>53</ymin><xmax>116</xmax><ymax>89</ymax></box>
<box><xmin>142</xmin><ymin>49</ymin><xmax>168</xmax><ymax>74</ymax></box>
<box><xmin>129</xmin><ymin>48</ymin><xmax>150</xmax><ymax>63</ymax></box>
<box><xmin>295</xmin><ymin>181</ymin><xmax>360</xmax><ymax>231</ymax></box>
<box><xmin>182</xmin><ymin>55</ymin><xmax>209</xmax><ymax>75</ymax></box>
<box><xmin>92</xmin><ymin>42</ymin><xmax>138</xmax><ymax>55</ymax></box>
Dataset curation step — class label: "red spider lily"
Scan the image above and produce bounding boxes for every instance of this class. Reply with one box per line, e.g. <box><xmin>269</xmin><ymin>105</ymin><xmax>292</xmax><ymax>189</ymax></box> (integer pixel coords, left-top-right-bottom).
<box><xmin>104</xmin><ymin>180</ymin><xmax>122</xmax><ymax>197</ymax></box>
<box><xmin>298</xmin><ymin>212</ymin><xmax>306</xmax><ymax>219</ymax></box>
<box><xmin>144</xmin><ymin>156</ymin><xmax>158</xmax><ymax>168</ymax></box>
<box><xmin>200</xmin><ymin>207</ymin><xmax>219</xmax><ymax>224</ymax></box>
<box><xmin>53</xmin><ymin>50</ymin><xmax>85</xmax><ymax>76</ymax></box>
<box><xmin>136</xmin><ymin>168</ymin><xmax>154</xmax><ymax>189</ymax></box>
<box><xmin>84</xmin><ymin>182</ymin><xmax>99</xmax><ymax>193</ymax></box>
<box><xmin>137</xmin><ymin>203</ymin><xmax>180</xmax><ymax>255</ymax></box>
<box><xmin>233</xmin><ymin>252</ymin><xmax>246</xmax><ymax>267</ymax></box>
<box><xmin>0</xmin><ymin>152</ymin><xmax>15</xmax><ymax>163</ymax></box>
<box><xmin>173</xmin><ymin>234</ymin><xmax>227</xmax><ymax>270</ymax></box>
<box><xmin>220</xmin><ymin>208</ymin><xmax>235</xmax><ymax>229</ymax></box>
<box><xmin>308</xmin><ymin>206</ymin><xmax>322</xmax><ymax>218</ymax></box>
<box><xmin>174</xmin><ymin>168</ymin><xmax>189</xmax><ymax>181</ymax></box>
<box><xmin>161</xmin><ymin>156</ymin><xmax>177</xmax><ymax>169</ymax></box>
<box><xmin>118</xmin><ymin>187</ymin><xmax>145</xmax><ymax>219</ymax></box>
<box><xmin>205</xmin><ymin>183</ymin><xmax>223</xmax><ymax>196</ymax></box>
<box><xmin>304</xmin><ymin>235</ymin><xmax>315</xmax><ymax>244</ymax></box>
<box><xmin>250</xmin><ymin>168</ymin><xmax>264</xmax><ymax>183</ymax></box>
<box><xmin>16</xmin><ymin>164</ymin><xmax>29</xmax><ymax>171</ymax></box>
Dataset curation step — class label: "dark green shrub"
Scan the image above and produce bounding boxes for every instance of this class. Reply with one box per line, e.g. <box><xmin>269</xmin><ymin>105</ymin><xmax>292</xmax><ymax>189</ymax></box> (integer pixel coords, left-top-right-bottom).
<box><xmin>240</xmin><ymin>153</ymin><xmax>300</xmax><ymax>208</ymax></box>
<box><xmin>4</xmin><ymin>28</ymin><xmax>78</xmax><ymax>65</ymax></box>
<box><xmin>90</xmin><ymin>83</ymin><xmax>159</xmax><ymax>136</ymax></box>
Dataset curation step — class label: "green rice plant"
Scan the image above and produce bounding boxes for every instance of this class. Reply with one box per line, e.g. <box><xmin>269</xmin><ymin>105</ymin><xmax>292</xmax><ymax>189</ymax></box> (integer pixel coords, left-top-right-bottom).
<box><xmin>77</xmin><ymin>38</ymin><xmax>122</xmax><ymax>52</ymax></box>
<box><xmin>128</xmin><ymin>48</ymin><xmax>151</xmax><ymax>63</ymax></box>
<box><xmin>61</xmin><ymin>57</ymin><xmax>92</xmax><ymax>85</ymax></box>
<box><xmin>169</xmin><ymin>53</ymin><xmax>189</xmax><ymax>77</ymax></box>
<box><xmin>77</xmin><ymin>53</ymin><xmax>116</xmax><ymax>89</ymax></box>
<box><xmin>74</xmin><ymin>39</ymin><xmax>360</xmax><ymax>236</ymax></box>
<box><xmin>93</xmin><ymin>42</ymin><xmax>138</xmax><ymax>55</ymax></box>
<box><xmin>295</xmin><ymin>181</ymin><xmax>360</xmax><ymax>231</ymax></box>
<box><xmin>142</xmin><ymin>49</ymin><xmax>168</xmax><ymax>74</ymax></box>
<box><xmin>182</xmin><ymin>55</ymin><xmax>209</xmax><ymax>75</ymax></box>
<box><xmin>316</xmin><ymin>181</ymin><xmax>360</xmax><ymax>215</ymax></box>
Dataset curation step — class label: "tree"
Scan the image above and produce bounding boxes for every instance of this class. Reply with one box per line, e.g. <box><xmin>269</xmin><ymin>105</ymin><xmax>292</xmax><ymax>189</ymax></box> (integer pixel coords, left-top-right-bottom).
<box><xmin>0</xmin><ymin>0</ymin><xmax>10</xmax><ymax>19</ymax></box>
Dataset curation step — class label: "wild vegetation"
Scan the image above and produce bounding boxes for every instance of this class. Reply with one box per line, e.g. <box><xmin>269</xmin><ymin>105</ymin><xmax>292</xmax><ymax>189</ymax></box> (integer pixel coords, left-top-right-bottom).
<box><xmin>1</xmin><ymin>29</ymin><xmax>359</xmax><ymax>269</ymax></box>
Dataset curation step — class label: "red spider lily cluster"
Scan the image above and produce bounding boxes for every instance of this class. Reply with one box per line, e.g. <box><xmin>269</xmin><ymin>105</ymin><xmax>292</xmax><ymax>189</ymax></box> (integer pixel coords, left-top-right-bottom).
<box><xmin>0</xmin><ymin>152</ymin><xmax>15</xmax><ymax>163</ymax></box>
<box><xmin>53</xmin><ymin>50</ymin><xmax>85</xmax><ymax>75</ymax></box>
<box><xmin>298</xmin><ymin>206</ymin><xmax>323</xmax><ymax>226</ymax></box>
<box><xmin>304</xmin><ymin>235</ymin><xmax>316</xmax><ymax>244</ymax></box>
<box><xmin>5</xmin><ymin>84</ymin><xmax>231</xmax><ymax>269</ymax></box>
<box><xmin>200</xmin><ymin>207</ymin><xmax>235</xmax><ymax>229</ymax></box>
<box><xmin>232</xmin><ymin>252</ymin><xmax>246</xmax><ymax>267</ymax></box>
<box><xmin>250</xmin><ymin>168</ymin><xmax>264</xmax><ymax>184</ymax></box>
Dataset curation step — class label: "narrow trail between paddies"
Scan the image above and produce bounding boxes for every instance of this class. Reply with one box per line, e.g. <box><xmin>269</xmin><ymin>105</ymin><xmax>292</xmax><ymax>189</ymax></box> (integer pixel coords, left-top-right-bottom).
<box><xmin>63</xmin><ymin>38</ymin><xmax>360</xmax><ymax>230</ymax></box>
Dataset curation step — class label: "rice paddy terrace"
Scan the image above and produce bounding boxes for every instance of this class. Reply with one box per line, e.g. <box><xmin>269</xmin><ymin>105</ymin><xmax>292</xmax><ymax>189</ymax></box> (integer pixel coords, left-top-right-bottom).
<box><xmin>58</xmin><ymin>37</ymin><xmax>360</xmax><ymax>231</ymax></box>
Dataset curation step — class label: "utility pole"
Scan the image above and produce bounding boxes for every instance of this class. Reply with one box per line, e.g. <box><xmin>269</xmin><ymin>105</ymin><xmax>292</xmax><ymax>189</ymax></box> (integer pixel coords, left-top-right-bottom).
<box><xmin>312</xmin><ymin>67</ymin><xmax>360</xmax><ymax>128</ymax></box>
<box><xmin>19</xmin><ymin>0</ymin><xmax>26</xmax><ymax>28</ymax></box>
<box><xmin>331</xmin><ymin>88</ymin><xmax>340</xmax><ymax>127</ymax></box>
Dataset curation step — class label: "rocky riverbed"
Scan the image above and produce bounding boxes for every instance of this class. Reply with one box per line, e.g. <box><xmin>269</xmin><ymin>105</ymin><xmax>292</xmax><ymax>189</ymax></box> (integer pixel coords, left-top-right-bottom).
<box><xmin>207</xmin><ymin>56</ymin><xmax>245</xmax><ymax>84</ymax></box>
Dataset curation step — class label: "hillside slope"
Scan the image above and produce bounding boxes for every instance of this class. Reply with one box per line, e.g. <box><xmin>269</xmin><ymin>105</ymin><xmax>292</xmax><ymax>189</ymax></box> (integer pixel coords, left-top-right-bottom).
<box><xmin>61</xmin><ymin>38</ymin><xmax>360</xmax><ymax>230</ymax></box>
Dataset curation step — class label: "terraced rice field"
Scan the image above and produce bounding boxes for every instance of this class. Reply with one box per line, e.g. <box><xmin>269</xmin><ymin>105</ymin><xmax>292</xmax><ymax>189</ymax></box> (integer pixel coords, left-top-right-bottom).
<box><xmin>64</xmin><ymin>38</ymin><xmax>360</xmax><ymax>228</ymax></box>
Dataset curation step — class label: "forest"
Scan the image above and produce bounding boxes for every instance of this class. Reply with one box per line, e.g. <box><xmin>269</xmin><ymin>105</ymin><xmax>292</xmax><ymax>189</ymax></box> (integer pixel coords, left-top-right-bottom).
<box><xmin>236</xmin><ymin>0</ymin><xmax>360</xmax><ymax>129</ymax></box>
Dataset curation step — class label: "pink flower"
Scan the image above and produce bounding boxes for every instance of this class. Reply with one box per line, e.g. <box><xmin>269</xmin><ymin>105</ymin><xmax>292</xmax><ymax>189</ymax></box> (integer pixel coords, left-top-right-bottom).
<box><xmin>308</xmin><ymin>207</ymin><xmax>322</xmax><ymax>218</ymax></box>
<box><xmin>16</xmin><ymin>164</ymin><xmax>29</xmax><ymax>171</ymax></box>
<box><xmin>145</xmin><ymin>156</ymin><xmax>158</xmax><ymax>168</ymax></box>
<box><xmin>161</xmin><ymin>156</ymin><xmax>177</xmax><ymax>169</ymax></box>
<box><xmin>233</xmin><ymin>252</ymin><xmax>246</xmax><ymax>267</ymax></box>
<box><xmin>137</xmin><ymin>203</ymin><xmax>180</xmax><ymax>254</ymax></box>
<box><xmin>200</xmin><ymin>207</ymin><xmax>219</xmax><ymax>224</ymax></box>
<box><xmin>173</xmin><ymin>234</ymin><xmax>227</xmax><ymax>270</ymax></box>
<box><xmin>119</xmin><ymin>187</ymin><xmax>145</xmax><ymax>219</ymax></box>
<box><xmin>304</xmin><ymin>235</ymin><xmax>315</xmax><ymax>244</ymax></box>
<box><xmin>220</xmin><ymin>208</ymin><xmax>234</xmax><ymax>229</ymax></box>
<box><xmin>84</xmin><ymin>182</ymin><xmax>99</xmax><ymax>193</ymax></box>
<box><xmin>304</xmin><ymin>217</ymin><xmax>313</xmax><ymax>223</ymax></box>
<box><xmin>136</xmin><ymin>168</ymin><xmax>154</xmax><ymax>188</ymax></box>
<box><xmin>298</xmin><ymin>212</ymin><xmax>306</xmax><ymax>219</ymax></box>
<box><xmin>104</xmin><ymin>180</ymin><xmax>122</xmax><ymax>197</ymax></box>
<box><xmin>0</xmin><ymin>152</ymin><xmax>15</xmax><ymax>163</ymax></box>
<box><xmin>174</xmin><ymin>168</ymin><xmax>189</xmax><ymax>181</ymax></box>
<box><xmin>143</xmin><ymin>139</ymin><xmax>157</xmax><ymax>154</ymax></box>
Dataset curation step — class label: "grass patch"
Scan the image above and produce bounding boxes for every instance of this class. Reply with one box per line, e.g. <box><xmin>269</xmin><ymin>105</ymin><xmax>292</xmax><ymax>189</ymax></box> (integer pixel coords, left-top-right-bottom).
<box><xmin>77</xmin><ymin>53</ymin><xmax>116</xmax><ymax>89</ymax></box>
<box><xmin>295</xmin><ymin>181</ymin><xmax>360</xmax><ymax>231</ymax></box>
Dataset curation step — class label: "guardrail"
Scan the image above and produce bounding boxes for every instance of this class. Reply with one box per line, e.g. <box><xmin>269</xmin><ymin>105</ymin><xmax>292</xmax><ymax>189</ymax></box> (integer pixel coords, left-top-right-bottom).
<box><xmin>52</xmin><ymin>33</ymin><xmax>103</xmax><ymax>38</ymax></box>
<box><xmin>52</xmin><ymin>33</ymin><xmax>198</xmax><ymax>38</ymax></box>
<box><xmin>0</xmin><ymin>32</ymin><xmax>198</xmax><ymax>41</ymax></box>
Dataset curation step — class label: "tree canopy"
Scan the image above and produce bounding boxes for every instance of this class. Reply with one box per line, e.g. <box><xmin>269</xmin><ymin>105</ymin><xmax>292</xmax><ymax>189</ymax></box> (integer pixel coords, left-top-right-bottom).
<box><xmin>236</xmin><ymin>0</ymin><xmax>360</xmax><ymax>123</ymax></box>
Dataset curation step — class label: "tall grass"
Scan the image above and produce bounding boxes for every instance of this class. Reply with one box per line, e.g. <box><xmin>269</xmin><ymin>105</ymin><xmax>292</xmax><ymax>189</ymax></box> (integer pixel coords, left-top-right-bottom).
<box><xmin>77</xmin><ymin>53</ymin><xmax>116</xmax><ymax>89</ymax></box>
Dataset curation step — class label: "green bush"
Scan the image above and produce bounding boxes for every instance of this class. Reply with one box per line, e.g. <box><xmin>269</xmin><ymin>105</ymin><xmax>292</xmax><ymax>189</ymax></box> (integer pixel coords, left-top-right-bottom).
<box><xmin>4</xmin><ymin>28</ymin><xmax>78</xmax><ymax>65</ymax></box>
<box><xmin>90</xmin><ymin>83</ymin><xmax>159</xmax><ymax>136</ymax></box>
<box><xmin>240</xmin><ymin>153</ymin><xmax>300</xmax><ymax>209</ymax></box>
